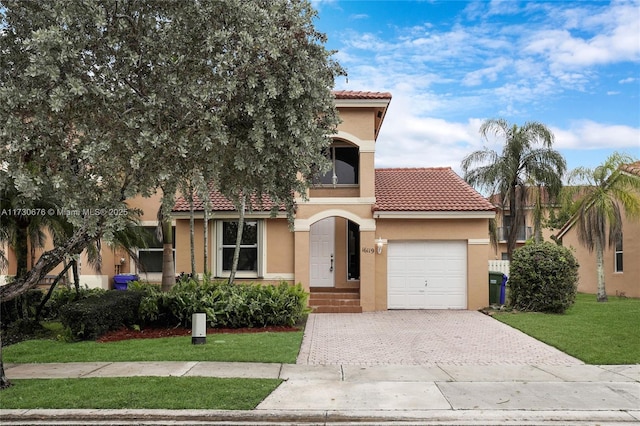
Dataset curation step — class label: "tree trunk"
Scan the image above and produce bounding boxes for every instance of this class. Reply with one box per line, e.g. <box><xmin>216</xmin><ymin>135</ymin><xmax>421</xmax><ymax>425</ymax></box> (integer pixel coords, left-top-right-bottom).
<box><xmin>228</xmin><ymin>196</ymin><xmax>246</xmax><ymax>285</ymax></box>
<box><xmin>506</xmin><ymin>187</ymin><xmax>519</xmax><ymax>261</ymax></box>
<box><xmin>533</xmin><ymin>185</ymin><xmax>543</xmax><ymax>243</ymax></box>
<box><xmin>203</xmin><ymin>204</ymin><xmax>209</xmax><ymax>276</ymax></box>
<box><xmin>160</xmin><ymin>215</ymin><xmax>175</xmax><ymax>292</ymax></box>
<box><xmin>72</xmin><ymin>259</ymin><xmax>79</xmax><ymax>288</ymax></box>
<box><xmin>189</xmin><ymin>189</ymin><xmax>196</xmax><ymax>278</ymax></box>
<box><xmin>595</xmin><ymin>237</ymin><xmax>608</xmax><ymax>302</ymax></box>
<box><xmin>14</xmin><ymin>225</ymin><xmax>28</xmax><ymax>279</ymax></box>
<box><xmin>35</xmin><ymin>260</ymin><xmax>73</xmax><ymax>320</ymax></box>
<box><xmin>0</xmin><ymin>228</ymin><xmax>93</xmax><ymax>302</ymax></box>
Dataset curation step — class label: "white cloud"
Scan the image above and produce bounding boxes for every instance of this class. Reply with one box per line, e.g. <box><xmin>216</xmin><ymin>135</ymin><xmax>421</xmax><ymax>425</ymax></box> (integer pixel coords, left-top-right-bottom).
<box><xmin>325</xmin><ymin>0</ymin><xmax>640</xmax><ymax>172</ymax></box>
<box><xmin>552</xmin><ymin>120</ymin><xmax>640</xmax><ymax>150</ymax></box>
<box><xmin>349</xmin><ymin>14</ymin><xmax>368</xmax><ymax>20</ymax></box>
<box><xmin>524</xmin><ymin>1</ymin><xmax>640</xmax><ymax>70</ymax></box>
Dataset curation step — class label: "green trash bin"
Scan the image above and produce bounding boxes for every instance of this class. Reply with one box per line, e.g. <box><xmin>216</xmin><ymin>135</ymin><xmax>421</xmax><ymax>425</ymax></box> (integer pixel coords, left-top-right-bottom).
<box><xmin>488</xmin><ymin>271</ymin><xmax>504</xmax><ymax>305</ymax></box>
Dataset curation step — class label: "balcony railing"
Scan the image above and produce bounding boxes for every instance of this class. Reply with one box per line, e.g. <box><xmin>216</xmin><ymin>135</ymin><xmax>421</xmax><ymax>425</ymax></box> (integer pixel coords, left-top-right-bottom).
<box><xmin>498</xmin><ymin>226</ymin><xmax>532</xmax><ymax>242</ymax></box>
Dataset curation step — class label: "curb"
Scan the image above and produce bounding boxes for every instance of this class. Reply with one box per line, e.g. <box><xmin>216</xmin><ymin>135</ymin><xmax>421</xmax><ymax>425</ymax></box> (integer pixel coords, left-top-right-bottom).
<box><xmin>2</xmin><ymin>409</ymin><xmax>640</xmax><ymax>425</ymax></box>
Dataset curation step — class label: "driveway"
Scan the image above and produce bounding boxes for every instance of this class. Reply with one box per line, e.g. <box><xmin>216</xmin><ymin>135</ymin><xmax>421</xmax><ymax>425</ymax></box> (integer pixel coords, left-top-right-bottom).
<box><xmin>297</xmin><ymin>311</ymin><xmax>583</xmax><ymax>366</ymax></box>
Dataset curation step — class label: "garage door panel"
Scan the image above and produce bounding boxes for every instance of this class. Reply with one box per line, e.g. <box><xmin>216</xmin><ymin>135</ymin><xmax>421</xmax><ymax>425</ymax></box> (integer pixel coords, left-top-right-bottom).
<box><xmin>387</xmin><ymin>240</ymin><xmax>467</xmax><ymax>309</ymax></box>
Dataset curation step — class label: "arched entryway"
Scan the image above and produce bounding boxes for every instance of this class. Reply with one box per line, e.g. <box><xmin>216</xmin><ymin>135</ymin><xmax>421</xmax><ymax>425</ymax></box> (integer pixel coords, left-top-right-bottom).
<box><xmin>296</xmin><ymin>210</ymin><xmax>376</xmax><ymax>313</ymax></box>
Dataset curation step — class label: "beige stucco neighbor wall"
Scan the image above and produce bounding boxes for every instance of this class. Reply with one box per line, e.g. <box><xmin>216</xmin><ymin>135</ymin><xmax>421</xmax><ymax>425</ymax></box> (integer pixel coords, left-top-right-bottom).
<box><xmin>5</xmin><ymin>189</ymin><xmax>165</xmax><ymax>289</ymax></box>
<box><xmin>375</xmin><ymin>218</ymin><xmax>491</xmax><ymax>310</ymax></box>
<box><xmin>562</xmin><ymin>213</ymin><xmax>640</xmax><ymax>299</ymax></box>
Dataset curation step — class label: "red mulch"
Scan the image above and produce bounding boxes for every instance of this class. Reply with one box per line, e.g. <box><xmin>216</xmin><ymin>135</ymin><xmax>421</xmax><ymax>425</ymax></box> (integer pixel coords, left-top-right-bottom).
<box><xmin>97</xmin><ymin>325</ymin><xmax>299</xmax><ymax>343</ymax></box>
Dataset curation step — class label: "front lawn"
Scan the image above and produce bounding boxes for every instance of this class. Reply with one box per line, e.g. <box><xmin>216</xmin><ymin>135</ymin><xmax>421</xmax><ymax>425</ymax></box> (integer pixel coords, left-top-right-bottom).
<box><xmin>0</xmin><ymin>377</ymin><xmax>280</xmax><ymax>410</ymax></box>
<box><xmin>3</xmin><ymin>330</ymin><xmax>304</xmax><ymax>364</ymax></box>
<box><xmin>493</xmin><ymin>293</ymin><xmax>640</xmax><ymax>364</ymax></box>
<box><xmin>1</xmin><ymin>328</ymin><xmax>299</xmax><ymax>409</ymax></box>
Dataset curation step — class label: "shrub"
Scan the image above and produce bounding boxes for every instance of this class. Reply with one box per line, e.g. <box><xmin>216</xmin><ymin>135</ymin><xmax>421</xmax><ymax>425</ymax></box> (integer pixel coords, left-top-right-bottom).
<box><xmin>508</xmin><ymin>242</ymin><xmax>579</xmax><ymax>313</ymax></box>
<box><xmin>137</xmin><ymin>277</ymin><xmax>309</xmax><ymax>329</ymax></box>
<box><xmin>43</xmin><ymin>286</ymin><xmax>106</xmax><ymax>320</ymax></box>
<box><xmin>59</xmin><ymin>290</ymin><xmax>143</xmax><ymax>340</ymax></box>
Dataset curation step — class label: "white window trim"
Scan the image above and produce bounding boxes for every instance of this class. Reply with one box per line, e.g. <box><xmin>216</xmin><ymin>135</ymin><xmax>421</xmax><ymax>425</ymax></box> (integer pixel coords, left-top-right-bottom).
<box><xmin>614</xmin><ymin>235</ymin><xmax>623</xmax><ymax>273</ymax></box>
<box><xmin>215</xmin><ymin>219</ymin><xmax>264</xmax><ymax>279</ymax></box>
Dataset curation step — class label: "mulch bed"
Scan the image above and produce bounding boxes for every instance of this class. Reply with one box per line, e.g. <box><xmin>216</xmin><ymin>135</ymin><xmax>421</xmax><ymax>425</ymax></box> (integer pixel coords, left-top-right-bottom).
<box><xmin>97</xmin><ymin>325</ymin><xmax>299</xmax><ymax>343</ymax></box>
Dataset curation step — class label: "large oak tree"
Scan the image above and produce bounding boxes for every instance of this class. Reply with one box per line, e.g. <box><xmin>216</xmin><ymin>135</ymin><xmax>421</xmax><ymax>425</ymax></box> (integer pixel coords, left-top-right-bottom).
<box><xmin>0</xmin><ymin>0</ymin><xmax>341</xmax><ymax>388</ymax></box>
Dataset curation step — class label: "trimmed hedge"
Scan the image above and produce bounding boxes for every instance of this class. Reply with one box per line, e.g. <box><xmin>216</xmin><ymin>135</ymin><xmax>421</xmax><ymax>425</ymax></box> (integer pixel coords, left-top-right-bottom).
<box><xmin>508</xmin><ymin>242</ymin><xmax>579</xmax><ymax>313</ymax></box>
<box><xmin>59</xmin><ymin>290</ymin><xmax>143</xmax><ymax>341</ymax></box>
<box><xmin>135</xmin><ymin>279</ymin><xmax>309</xmax><ymax>329</ymax></box>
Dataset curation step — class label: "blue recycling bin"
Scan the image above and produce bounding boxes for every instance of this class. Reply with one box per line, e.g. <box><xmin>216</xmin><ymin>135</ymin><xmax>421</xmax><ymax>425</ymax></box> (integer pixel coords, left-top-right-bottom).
<box><xmin>500</xmin><ymin>274</ymin><xmax>508</xmax><ymax>305</ymax></box>
<box><xmin>113</xmin><ymin>274</ymin><xmax>138</xmax><ymax>290</ymax></box>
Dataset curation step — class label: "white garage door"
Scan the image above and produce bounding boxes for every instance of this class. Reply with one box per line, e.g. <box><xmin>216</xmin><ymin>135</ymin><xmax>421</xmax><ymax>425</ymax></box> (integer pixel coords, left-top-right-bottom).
<box><xmin>387</xmin><ymin>240</ymin><xmax>467</xmax><ymax>309</ymax></box>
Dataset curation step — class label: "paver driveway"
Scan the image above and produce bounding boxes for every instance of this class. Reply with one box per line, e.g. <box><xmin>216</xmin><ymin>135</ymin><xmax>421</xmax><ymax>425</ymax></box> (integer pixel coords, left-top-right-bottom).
<box><xmin>297</xmin><ymin>311</ymin><xmax>583</xmax><ymax>366</ymax></box>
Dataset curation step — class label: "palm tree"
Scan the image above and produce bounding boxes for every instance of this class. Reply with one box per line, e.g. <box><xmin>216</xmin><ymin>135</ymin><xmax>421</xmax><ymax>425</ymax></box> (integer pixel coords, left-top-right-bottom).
<box><xmin>565</xmin><ymin>153</ymin><xmax>640</xmax><ymax>302</ymax></box>
<box><xmin>0</xmin><ymin>181</ymin><xmax>69</xmax><ymax>280</ymax></box>
<box><xmin>462</xmin><ymin>119</ymin><xmax>566</xmax><ymax>260</ymax></box>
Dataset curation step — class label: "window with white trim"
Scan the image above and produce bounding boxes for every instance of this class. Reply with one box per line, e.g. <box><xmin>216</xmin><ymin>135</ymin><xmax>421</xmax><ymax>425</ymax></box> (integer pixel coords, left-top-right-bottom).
<box><xmin>615</xmin><ymin>234</ymin><xmax>623</xmax><ymax>273</ymax></box>
<box><xmin>217</xmin><ymin>220</ymin><xmax>262</xmax><ymax>277</ymax></box>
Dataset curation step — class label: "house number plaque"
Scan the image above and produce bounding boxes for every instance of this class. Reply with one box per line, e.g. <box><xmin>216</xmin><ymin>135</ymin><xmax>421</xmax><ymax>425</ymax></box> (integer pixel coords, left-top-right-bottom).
<box><xmin>362</xmin><ymin>247</ymin><xmax>375</xmax><ymax>254</ymax></box>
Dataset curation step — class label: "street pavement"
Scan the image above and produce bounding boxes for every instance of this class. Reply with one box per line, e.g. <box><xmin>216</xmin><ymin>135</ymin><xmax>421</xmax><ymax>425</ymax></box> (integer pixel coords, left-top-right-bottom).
<box><xmin>1</xmin><ymin>311</ymin><xmax>639</xmax><ymax>425</ymax></box>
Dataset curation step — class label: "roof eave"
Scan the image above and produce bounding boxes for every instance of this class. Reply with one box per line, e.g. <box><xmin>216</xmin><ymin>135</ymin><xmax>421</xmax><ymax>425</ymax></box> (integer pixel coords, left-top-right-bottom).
<box><xmin>373</xmin><ymin>211</ymin><xmax>496</xmax><ymax>219</ymax></box>
<box><xmin>171</xmin><ymin>210</ymin><xmax>287</xmax><ymax>219</ymax></box>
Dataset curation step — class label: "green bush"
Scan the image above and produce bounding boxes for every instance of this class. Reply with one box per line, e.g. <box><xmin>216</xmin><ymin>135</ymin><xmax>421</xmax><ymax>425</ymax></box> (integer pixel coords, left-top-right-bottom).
<box><xmin>43</xmin><ymin>286</ymin><xmax>107</xmax><ymax>320</ymax></box>
<box><xmin>508</xmin><ymin>242</ymin><xmax>579</xmax><ymax>313</ymax></box>
<box><xmin>137</xmin><ymin>278</ymin><xmax>309</xmax><ymax>329</ymax></box>
<box><xmin>59</xmin><ymin>290</ymin><xmax>143</xmax><ymax>340</ymax></box>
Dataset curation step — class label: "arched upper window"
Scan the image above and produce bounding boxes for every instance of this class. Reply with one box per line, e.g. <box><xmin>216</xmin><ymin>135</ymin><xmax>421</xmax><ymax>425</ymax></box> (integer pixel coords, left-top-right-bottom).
<box><xmin>319</xmin><ymin>141</ymin><xmax>359</xmax><ymax>185</ymax></box>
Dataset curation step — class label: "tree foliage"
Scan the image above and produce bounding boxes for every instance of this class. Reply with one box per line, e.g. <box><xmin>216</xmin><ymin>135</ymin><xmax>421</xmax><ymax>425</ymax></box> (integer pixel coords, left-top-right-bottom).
<box><xmin>461</xmin><ymin>119</ymin><xmax>566</xmax><ymax>259</ymax></box>
<box><xmin>565</xmin><ymin>152</ymin><xmax>640</xmax><ymax>302</ymax></box>
<box><xmin>0</xmin><ymin>0</ymin><xmax>342</xmax><ymax>388</ymax></box>
<box><xmin>0</xmin><ymin>0</ymin><xmax>341</xmax><ymax>297</ymax></box>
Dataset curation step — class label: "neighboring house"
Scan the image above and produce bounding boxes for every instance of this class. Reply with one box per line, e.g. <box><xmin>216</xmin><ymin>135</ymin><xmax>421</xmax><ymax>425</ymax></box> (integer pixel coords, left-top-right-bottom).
<box><xmin>0</xmin><ymin>190</ymin><xmax>164</xmax><ymax>289</ymax></box>
<box><xmin>555</xmin><ymin>161</ymin><xmax>640</xmax><ymax>299</ymax></box>
<box><xmin>487</xmin><ymin>187</ymin><xmax>561</xmax><ymax>260</ymax></box>
<box><xmin>2</xmin><ymin>90</ymin><xmax>497</xmax><ymax>311</ymax></box>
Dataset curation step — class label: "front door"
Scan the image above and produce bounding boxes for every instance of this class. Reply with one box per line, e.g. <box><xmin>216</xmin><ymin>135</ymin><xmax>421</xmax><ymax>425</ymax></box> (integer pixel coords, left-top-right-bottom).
<box><xmin>310</xmin><ymin>217</ymin><xmax>335</xmax><ymax>287</ymax></box>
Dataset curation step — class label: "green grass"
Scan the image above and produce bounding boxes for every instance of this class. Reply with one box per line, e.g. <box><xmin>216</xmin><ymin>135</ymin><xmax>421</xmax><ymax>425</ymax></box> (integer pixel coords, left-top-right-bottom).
<box><xmin>4</xmin><ymin>331</ymin><xmax>303</xmax><ymax>364</ymax></box>
<box><xmin>494</xmin><ymin>293</ymin><xmax>640</xmax><ymax>364</ymax></box>
<box><xmin>0</xmin><ymin>377</ymin><xmax>281</xmax><ymax>409</ymax></box>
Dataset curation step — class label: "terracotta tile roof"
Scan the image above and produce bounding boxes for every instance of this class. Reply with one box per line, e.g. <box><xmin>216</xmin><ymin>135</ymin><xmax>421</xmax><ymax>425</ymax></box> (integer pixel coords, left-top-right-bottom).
<box><xmin>374</xmin><ymin>168</ymin><xmax>495</xmax><ymax>212</ymax></box>
<box><xmin>621</xmin><ymin>161</ymin><xmax>640</xmax><ymax>176</ymax></box>
<box><xmin>333</xmin><ymin>90</ymin><xmax>392</xmax><ymax>100</ymax></box>
<box><xmin>173</xmin><ymin>188</ymin><xmax>284</xmax><ymax>213</ymax></box>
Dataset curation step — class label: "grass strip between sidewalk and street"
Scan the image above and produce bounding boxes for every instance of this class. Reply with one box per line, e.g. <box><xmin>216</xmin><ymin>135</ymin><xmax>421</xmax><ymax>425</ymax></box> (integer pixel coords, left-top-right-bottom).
<box><xmin>0</xmin><ymin>377</ymin><xmax>281</xmax><ymax>410</ymax></box>
<box><xmin>3</xmin><ymin>331</ymin><xmax>304</xmax><ymax>364</ymax></box>
<box><xmin>493</xmin><ymin>293</ymin><xmax>640</xmax><ymax>365</ymax></box>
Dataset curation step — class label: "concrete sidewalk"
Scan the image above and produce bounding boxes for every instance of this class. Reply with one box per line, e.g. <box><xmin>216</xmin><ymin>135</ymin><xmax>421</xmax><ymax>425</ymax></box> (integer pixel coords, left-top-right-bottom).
<box><xmin>3</xmin><ymin>361</ymin><xmax>640</xmax><ymax>424</ymax></box>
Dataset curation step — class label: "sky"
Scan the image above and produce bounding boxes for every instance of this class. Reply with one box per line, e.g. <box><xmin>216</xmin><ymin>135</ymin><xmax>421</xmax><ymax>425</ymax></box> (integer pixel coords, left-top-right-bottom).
<box><xmin>312</xmin><ymin>0</ymin><xmax>640</xmax><ymax>176</ymax></box>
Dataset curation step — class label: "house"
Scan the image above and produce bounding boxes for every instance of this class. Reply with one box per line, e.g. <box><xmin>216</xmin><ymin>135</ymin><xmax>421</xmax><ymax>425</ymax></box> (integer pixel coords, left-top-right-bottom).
<box><xmin>487</xmin><ymin>187</ymin><xmax>561</xmax><ymax>261</ymax></box>
<box><xmin>169</xmin><ymin>91</ymin><xmax>496</xmax><ymax>311</ymax></box>
<box><xmin>2</xmin><ymin>90</ymin><xmax>497</xmax><ymax>311</ymax></box>
<box><xmin>555</xmin><ymin>161</ymin><xmax>640</xmax><ymax>299</ymax></box>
